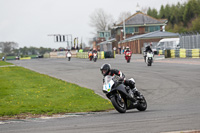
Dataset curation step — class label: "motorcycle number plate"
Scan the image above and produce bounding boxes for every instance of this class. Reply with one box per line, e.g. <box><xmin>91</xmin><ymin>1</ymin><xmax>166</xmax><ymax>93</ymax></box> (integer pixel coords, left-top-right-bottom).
<box><xmin>103</xmin><ymin>80</ymin><xmax>114</xmax><ymax>92</ymax></box>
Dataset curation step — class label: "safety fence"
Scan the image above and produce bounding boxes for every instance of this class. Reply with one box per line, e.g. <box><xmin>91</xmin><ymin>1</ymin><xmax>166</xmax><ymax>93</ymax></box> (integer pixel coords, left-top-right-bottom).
<box><xmin>162</xmin><ymin>49</ymin><xmax>200</xmax><ymax>58</ymax></box>
<box><xmin>180</xmin><ymin>33</ymin><xmax>200</xmax><ymax>49</ymax></box>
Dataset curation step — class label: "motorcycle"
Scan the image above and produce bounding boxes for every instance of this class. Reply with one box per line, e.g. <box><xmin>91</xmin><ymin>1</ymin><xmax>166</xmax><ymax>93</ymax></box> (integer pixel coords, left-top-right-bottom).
<box><xmin>93</xmin><ymin>53</ymin><xmax>98</xmax><ymax>62</ymax></box>
<box><xmin>146</xmin><ymin>51</ymin><xmax>153</xmax><ymax>66</ymax></box>
<box><xmin>102</xmin><ymin>75</ymin><xmax>147</xmax><ymax>113</ymax></box>
<box><xmin>125</xmin><ymin>51</ymin><xmax>132</xmax><ymax>63</ymax></box>
<box><xmin>67</xmin><ymin>52</ymin><xmax>72</xmax><ymax>61</ymax></box>
<box><xmin>88</xmin><ymin>53</ymin><xmax>93</xmax><ymax>61</ymax></box>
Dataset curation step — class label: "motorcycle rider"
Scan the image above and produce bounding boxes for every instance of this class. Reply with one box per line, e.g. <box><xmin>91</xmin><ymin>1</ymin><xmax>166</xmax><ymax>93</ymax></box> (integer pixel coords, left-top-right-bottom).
<box><xmin>66</xmin><ymin>49</ymin><xmax>72</xmax><ymax>56</ymax></box>
<box><xmin>92</xmin><ymin>48</ymin><xmax>98</xmax><ymax>54</ymax></box>
<box><xmin>144</xmin><ymin>43</ymin><xmax>153</xmax><ymax>62</ymax></box>
<box><xmin>100</xmin><ymin>64</ymin><xmax>142</xmax><ymax>99</ymax></box>
<box><xmin>88</xmin><ymin>49</ymin><xmax>93</xmax><ymax>59</ymax></box>
<box><xmin>124</xmin><ymin>46</ymin><xmax>132</xmax><ymax>55</ymax></box>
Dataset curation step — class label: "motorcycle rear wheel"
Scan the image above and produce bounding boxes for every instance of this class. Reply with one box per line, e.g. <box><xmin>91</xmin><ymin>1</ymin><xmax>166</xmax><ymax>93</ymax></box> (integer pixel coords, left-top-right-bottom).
<box><xmin>111</xmin><ymin>93</ymin><xmax>126</xmax><ymax>113</ymax></box>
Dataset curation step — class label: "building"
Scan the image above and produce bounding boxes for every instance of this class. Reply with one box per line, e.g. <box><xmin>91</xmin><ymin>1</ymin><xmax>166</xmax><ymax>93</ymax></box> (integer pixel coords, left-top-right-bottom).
<box><xmin>97</xmin><ymin>11</ymin><xmax>180</xmax><ymax>54</ymax></box>
<box><xmin>119</xmin><ymin>30</ymin><xmax>179</xmax><ymax>54</ymax></box>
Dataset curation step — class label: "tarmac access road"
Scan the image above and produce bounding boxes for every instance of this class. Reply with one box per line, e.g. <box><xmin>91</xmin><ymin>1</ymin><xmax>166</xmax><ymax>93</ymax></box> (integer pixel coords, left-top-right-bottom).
<box><xmin>1</xmin><ymin>54</ymin><xmax>200</xmax><ymax>133</ymax></box>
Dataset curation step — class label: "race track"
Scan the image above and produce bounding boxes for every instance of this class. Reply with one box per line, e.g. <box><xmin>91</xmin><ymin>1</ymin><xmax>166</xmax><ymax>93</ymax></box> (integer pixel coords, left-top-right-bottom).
<box><xmin>1</xmin><ymin>54</ymin><xmax>200</xmax><ymax>133</ymax></box>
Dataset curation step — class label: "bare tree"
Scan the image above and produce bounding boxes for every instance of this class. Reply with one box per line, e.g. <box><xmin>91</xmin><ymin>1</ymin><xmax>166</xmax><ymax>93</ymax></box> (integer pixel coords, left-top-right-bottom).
<box><xmin>89</xmin><ymin>8</ymin><xmax>114</xmax><ymax>32</ymax></box>
<box><xmin>117</xmin><ymin>11</ymin><xmax>132</xmax><ymax>24</ymax></box>
<box><xmin>1</xmin><ymin>42</ymin><xmax>18</xmax><ymax>54</ymax></box>
<box><xmin>141</xmin><ymin>7</ymin><xmax>148</xmax><ymax>14</ymax></box>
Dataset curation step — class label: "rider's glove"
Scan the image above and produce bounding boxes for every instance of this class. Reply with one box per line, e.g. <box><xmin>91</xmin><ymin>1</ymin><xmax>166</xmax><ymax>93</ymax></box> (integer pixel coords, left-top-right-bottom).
<box><xmin>118</xmin><ymin>77</ymin><xmax>124</xmax><ymax>83</ymax></box>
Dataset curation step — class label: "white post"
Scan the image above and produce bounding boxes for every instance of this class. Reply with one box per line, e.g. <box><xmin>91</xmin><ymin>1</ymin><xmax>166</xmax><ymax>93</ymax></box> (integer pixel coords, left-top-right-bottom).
<box><xmin>123</xmin><ymin>16</ymin><xmax>126</xmax><ymax>39</ymax></box>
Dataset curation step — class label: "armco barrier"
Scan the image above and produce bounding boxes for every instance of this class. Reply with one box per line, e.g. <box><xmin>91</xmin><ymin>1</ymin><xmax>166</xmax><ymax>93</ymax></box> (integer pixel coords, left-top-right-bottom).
<box><xmin>165</xmin><ymin>49</ymin><xmax>200</xmax><ymax>58</ymax></box>
<box><xmin>49</xmin><ymin>50</ymin><xmax>77</xmax><ymax>58</ymax></box>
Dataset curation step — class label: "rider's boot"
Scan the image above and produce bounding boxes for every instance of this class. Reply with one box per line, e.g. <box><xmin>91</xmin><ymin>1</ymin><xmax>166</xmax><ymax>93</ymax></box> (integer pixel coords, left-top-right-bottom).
<box><xmin>132</xmin><ymin>87</ymin><xmax>143</xmax><ymax>100</ymax></box>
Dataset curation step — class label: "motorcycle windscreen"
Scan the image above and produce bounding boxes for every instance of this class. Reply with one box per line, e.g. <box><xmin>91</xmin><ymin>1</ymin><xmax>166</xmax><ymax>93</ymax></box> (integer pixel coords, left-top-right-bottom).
<box><xmin>147</xmin><ymin>52</ymin><xmax>153</xmax><ymax>57</ymax></box>
<box><xmin>103</xmin><ymin>75</ymin><xmax>114</xmax><ymax>93</ymax></box>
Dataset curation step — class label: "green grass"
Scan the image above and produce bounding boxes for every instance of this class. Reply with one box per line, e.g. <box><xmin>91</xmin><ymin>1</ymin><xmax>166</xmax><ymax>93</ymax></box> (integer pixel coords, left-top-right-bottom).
<box><xmin>0</xmin><ymin>66</ymin><xmax>113</xmax><ymax>117</ymax></box>
<box><xmin>0</xmin><ymin>61</ymin><xmax>13</xmax><ymax>66</ymax></box>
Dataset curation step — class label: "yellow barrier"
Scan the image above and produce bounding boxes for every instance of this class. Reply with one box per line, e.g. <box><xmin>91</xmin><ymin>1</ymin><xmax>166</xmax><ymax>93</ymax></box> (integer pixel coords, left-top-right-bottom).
<box><xmin>179</xmin><ymin>49</ymin><xmax>186</xmax><ymax>58</ymax></box>
<box><xmin>170</xmin><ymin>50</ymin><xmax>175</xmax><ymax>58</ymax></box>
<box><xmin>100</xmin><ymin>51</ymin><xmax>105</xmax><ymax>59</ymax></box>
<box><xmin>77</xmin><ymin>52</ymin><xmax>105</xmax><ymax>59</ymax></box>
<box><xmin>20</xmin><ymin>57</ymin><xmax>31</xmax><ymax>60</ymax></box>
<box><xmin>159</xmin><ymin>50</ymin><xmax>163</xmax><ymax>55</ymax></box>
<box><xmin>192</xmin><ymin>49</ymin><xmax>200</xmax><ymax>58</ymax></box>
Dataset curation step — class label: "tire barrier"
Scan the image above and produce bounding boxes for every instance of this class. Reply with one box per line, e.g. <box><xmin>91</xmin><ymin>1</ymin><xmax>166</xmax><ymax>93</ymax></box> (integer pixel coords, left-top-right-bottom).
<box><xmin>192</xmin><ymin>49</ymin><xmax>200</xmax><ymax>58</ymax></box>
<box><xmin>180</xmin><ymin>49</ymin><xmax>186</xmax><ymax>58</ymax></box>
<box><xmin>104</xmin><ymin>51</ymin><xmax>115</xmax><ymax>58</ymax></box>
<box><xmin>158</xmin><ymin>50</ymin><xmax>165</xmax><ymax>55</ymax></box>
<box><xmin>165</xmin><ymin>49</ymin><xmax>200</xmax><ymax>58</ymax></box>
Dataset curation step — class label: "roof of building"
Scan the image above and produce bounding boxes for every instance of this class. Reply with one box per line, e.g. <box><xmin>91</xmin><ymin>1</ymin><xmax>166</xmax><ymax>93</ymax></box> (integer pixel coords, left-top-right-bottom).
<box><xmin>97</xmin><ymin>38</ymin><xmax>116</xmax><ymax>45</ymax></box>
<box><xmin>117</xmin><ymin>12</ymin><xmax>166</xmax><ymax>26</ymax></box>
<box><xmin>120</xmin><ymin>30</ymin><xmax>179</xmax><ymax>43</ymax></box>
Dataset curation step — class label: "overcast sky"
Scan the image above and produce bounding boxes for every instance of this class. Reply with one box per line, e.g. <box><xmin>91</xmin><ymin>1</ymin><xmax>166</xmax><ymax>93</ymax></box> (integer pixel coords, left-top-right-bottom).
<box><xmin>0</xmin><ymin>0</ymin><xmax>187</xmax><ymax>49</ymax></box>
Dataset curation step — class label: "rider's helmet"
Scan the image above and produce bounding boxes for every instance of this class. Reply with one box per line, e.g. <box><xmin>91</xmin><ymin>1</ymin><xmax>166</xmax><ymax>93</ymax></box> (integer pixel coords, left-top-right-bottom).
<box><xmin>126</xmin><ymin>46</ymin><xmax>130</xmax><ymax>51</ymax></box>
<box><xmin>68</xmin><ymin>49</ymin><xmax>70</xmax><ymax>51</ymax></box>
<box><xmin>100</xmin><ymin>64</ymin><xmax>111</xmax><ymax>76</ymax></box>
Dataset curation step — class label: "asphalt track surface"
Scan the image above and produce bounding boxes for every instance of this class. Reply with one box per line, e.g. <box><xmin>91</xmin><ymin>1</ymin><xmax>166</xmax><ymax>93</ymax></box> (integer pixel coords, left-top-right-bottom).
<box><xmin>1</xmin><ymin>55</ymin><xmax>200</xmax><ymax>133</ymax></box>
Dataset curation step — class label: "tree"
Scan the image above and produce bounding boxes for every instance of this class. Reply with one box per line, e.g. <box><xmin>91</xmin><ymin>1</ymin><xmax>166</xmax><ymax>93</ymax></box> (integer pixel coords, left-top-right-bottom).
<box><xmin>89</xmin><ymin>8</ymin><xmax>114</xmax><ymax>32</ymax></box>
<box><xmin>191</xmin><ymin>17</ymin><xmax>200</xmax><ymax>31</ymax></box>
<box><xmin>117</xmin><ymin>11</ymin><xmax>132</xmax><ymax>24</ymax></box>
<box><xmin>0</xmin><ymin>42</ymin><xmax>18</xmax><ymax>54</ymax></box>
<box><xmin>147</xmin><ymin>8</ymin><xmax>158</xmax><ymax>18</ymax></box>
<box><xmin>164</xmin><ymin>4</ymin><xmax>171</xmax><ymax>21</ymax></box>
<box><xmin>141</xmin><ymin>7</ymin><xmax>148</xmax><ymax>14</ymax></box>
<box><xmin>147</xmin><ymin>7</ymin><xmax>152</xmax><ymax>16</ymax></box>
<box><xmin>159</xmin><ymin>5</ymin><xmax>165</xmax><ymax>18</ymax></box>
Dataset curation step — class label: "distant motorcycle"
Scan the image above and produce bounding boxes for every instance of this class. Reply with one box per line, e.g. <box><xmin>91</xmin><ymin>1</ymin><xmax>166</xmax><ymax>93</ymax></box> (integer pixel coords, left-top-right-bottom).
<box><xmin>88</xmin><ymin>53</ymin><xmax>93</xmax><ymax>61</ymax></box>
<box><xmin>146</xmin><ymin>51</ymin><xmax>153</xmax><ymax>66</ymax></box>
<box><xmin>125</xmin><ymin>51</ymin><xmax>132</xmax><ymax>63</ymax></box>
<box><xmin>67</xmin><ymin>52</ymin><xmax>72</xmax><ymax>61</ymax></box>
<box><xmin>102</xmin><ymin>75</ymin><xmax>147</xmax><ymax>113</ymax></box>
<box><xmin>93</xmin><ymin>53</ymin><xmax>98</xmax><ymax>62</ymax></box>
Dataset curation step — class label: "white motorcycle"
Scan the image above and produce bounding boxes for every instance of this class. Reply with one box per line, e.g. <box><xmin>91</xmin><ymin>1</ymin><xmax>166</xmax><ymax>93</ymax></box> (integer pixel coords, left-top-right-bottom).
<box><xmin>93</xmin><ymin>53</ymin><xmax>98</xmax><ymax>62</ymax></box>
<box><xmin>67</xmin><ymin>52</ymin><xmax>72</xmax><ymax>61</ymax></box>
<box><xmin>146</xmin><ymin>51</ymin><xmax>153</xmax><ymax>66</ymax></box>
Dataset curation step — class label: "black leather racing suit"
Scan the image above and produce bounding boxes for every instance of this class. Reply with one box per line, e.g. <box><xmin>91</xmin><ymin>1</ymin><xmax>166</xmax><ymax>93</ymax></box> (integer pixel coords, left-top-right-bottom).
<box><xmin>104</xmin><ymin>69</ymin><xmax>135</xmax><ymax>89</ymax></box>
<box><xmin>144</xmin><ymin>46</ymin><xmax>153</xmax><ymax>62</ymax></box>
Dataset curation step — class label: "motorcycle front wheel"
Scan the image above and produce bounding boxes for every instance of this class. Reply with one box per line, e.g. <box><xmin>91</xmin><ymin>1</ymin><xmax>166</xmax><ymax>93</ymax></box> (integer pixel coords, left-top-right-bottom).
<box><xmin>111</xmin><ymin>93</ymin><xmax>126</xmax><ymax>113</ymax></box>
<box><xmin>136</xmin><ymin>95</ymin><xmax>147</xmax><ymax>111</ymax></box>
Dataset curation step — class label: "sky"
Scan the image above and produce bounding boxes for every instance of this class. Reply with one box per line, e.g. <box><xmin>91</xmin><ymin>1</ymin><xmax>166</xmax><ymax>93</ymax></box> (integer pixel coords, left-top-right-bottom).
<box><xmin>0</xmin><ymin>0</ymin><xmax>187</xmax><ymax>49</ymax></box>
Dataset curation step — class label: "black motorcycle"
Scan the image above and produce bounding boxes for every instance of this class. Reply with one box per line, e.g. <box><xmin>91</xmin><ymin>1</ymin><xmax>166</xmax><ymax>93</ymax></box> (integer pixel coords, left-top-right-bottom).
<box><xmin>102</xmin><ymin>75</ymin><xmax>147</xmax><ymax>113</ymax></box>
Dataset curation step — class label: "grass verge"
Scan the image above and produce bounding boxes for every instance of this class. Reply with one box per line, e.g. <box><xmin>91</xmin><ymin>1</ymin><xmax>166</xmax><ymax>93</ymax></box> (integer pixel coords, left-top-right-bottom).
<box><xmin>0</xmin><ymin>61</ymin><xmax>13</xmax><ymax>66</ymax></box>
<box><xmin>0</xmin><ymin>65</ymin><xmax>113</xmax><ymax>119</ymax></box>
